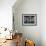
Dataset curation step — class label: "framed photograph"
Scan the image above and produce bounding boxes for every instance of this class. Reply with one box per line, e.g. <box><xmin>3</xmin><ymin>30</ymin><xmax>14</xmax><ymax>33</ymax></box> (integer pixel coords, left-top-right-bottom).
<box><xmin>22</xmin><ymin>14</ymin><xmax>37</xmax><ymax>26</ymax></box>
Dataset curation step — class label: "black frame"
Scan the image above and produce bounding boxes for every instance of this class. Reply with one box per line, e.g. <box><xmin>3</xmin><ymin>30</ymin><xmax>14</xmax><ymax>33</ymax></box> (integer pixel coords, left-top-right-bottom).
<box><xmin>22</xmin><ymin>14</ymin><xmax>37</xmax><ymax>26</ymax></box>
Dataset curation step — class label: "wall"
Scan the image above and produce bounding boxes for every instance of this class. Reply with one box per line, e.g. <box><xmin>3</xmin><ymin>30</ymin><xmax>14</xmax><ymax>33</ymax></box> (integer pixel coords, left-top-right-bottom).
<box><xmin>13</xmin><ymin>0</ymin><xmax>41</xmax><ymax>46</ymax></box>
<box><xmin>41</xmin><ymin>0</ymin><xmax>46</xmax><ymax>46</ymax></box>
<box><xmin>0</xmin><ymin>0</ymin><xmax>16</xmax><ymax>30</ymax></box>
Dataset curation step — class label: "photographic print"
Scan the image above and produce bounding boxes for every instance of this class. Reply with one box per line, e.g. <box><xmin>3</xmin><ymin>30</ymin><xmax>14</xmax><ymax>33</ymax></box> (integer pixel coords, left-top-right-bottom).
<box><xmin>22</xmin><ymin>14</ymin><xmax>37</xmax><ymax>26</ymax></box>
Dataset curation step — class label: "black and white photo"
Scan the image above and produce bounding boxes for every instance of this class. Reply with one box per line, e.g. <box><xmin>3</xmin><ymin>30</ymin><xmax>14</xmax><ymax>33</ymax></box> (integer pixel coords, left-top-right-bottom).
<box><xmin>22</xmin><ymin>14</ymin><xmax>37</xmax><ymax>26</ymax></box>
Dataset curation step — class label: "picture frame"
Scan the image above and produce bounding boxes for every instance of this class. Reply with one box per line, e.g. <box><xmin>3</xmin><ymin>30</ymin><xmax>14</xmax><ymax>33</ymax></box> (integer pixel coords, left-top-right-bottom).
<box><xmin>22</xmin><ymin>14</ymin><xmax>37</xmax><ymax>26</ymax></box>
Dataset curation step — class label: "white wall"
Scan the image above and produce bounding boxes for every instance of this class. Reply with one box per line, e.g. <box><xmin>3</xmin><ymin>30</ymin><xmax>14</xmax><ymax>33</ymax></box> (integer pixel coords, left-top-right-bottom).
<box><xmin>41</xmin><ymin>0</ymin><xmax>46</xmax><ymax>46</ymax></box>
<box><xmin>13</xmin><ymin>0</ymin><xmax>41</xmax><ymax>46</ymax></box>
<box><xmin>0</xmin><ymin>0</ymin><xmax>16</xmax><ymax>30</ymax></box>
